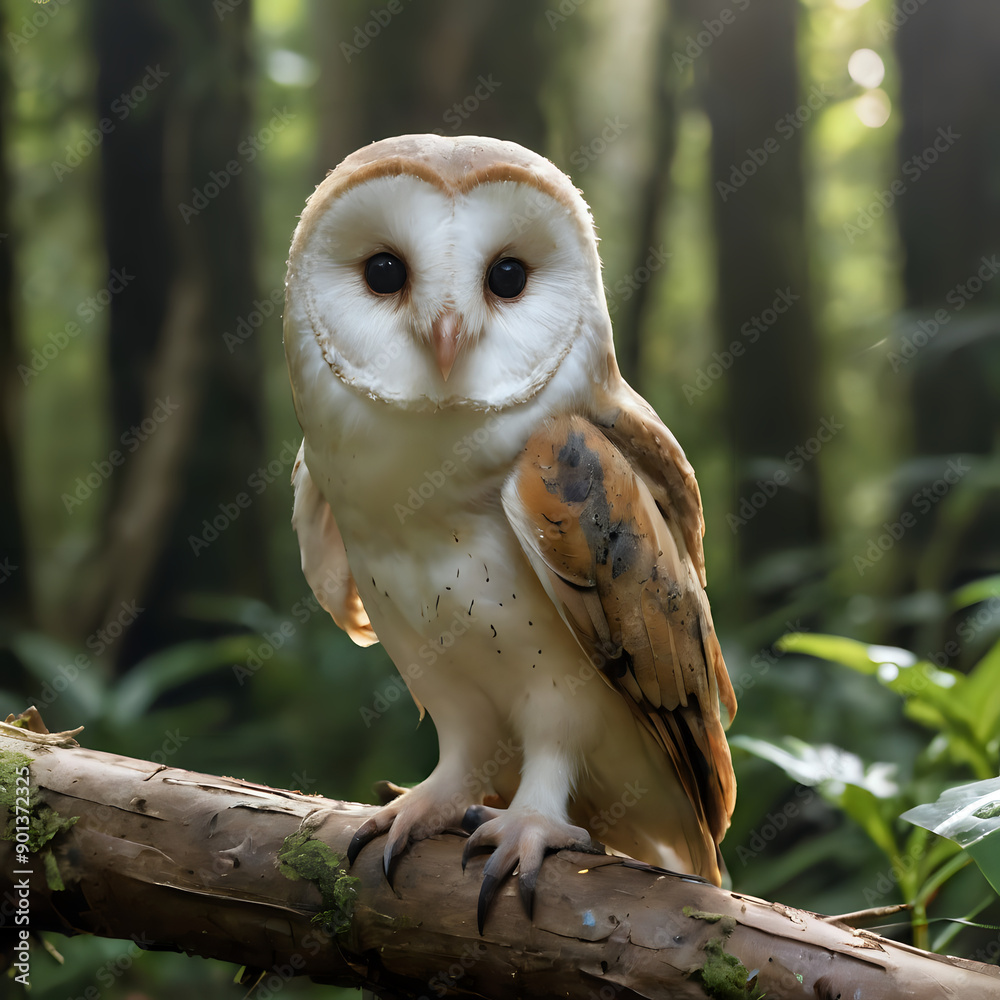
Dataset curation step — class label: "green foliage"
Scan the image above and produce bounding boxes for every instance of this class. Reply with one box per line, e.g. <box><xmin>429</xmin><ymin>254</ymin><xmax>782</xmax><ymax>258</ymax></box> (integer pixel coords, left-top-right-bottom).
<box><xmin>776</xmin><ymin>631</ymin><xmax>1000</xmax><ymax>780</ymax></box>
<box><xmin>777</xmin><ymin>634</ymin><xmax>1000</xmax><ymax>778</ymax></box>
<box><xmin>738</xmin><ymin>627</ymin><xmax>1000</xmax><ymax>949</ymax></box>
<box><xmin>903</xmin><ymin>778</ymin><xmax>1000</xmax><ymax>898</ymax></box>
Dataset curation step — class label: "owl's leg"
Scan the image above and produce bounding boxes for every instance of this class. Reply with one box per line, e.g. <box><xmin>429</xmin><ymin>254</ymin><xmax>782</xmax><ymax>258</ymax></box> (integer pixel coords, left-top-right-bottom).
<box><xmin>459</xmin><ymin>747</ymin><xmax>604</xmax><ymax>934</ymax></box>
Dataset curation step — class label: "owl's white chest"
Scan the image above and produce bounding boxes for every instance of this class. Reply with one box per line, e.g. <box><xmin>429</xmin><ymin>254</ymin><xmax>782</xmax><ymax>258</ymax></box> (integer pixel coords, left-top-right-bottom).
<box><xmin>302</xmin><ymin>390</ymin><xmax>609</xmax><ymax>787</ymax></box>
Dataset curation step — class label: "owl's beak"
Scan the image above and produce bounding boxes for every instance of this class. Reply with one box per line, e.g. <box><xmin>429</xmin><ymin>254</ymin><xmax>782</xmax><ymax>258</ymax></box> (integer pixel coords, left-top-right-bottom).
<box><xmin>431</xmin><ymin>310</ymin><xmax>465</xmax><ymax>381</ymax></box>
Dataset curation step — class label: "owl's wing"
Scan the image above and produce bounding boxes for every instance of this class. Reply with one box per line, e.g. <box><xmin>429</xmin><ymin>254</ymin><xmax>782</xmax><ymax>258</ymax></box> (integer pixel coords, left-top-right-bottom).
<box><xmin>500</xmin><ymin>399</ymin><xmax>736</xmax><ymax>874</ymax></box>
<box><xmin>291</xmin><ymin>442</ymin><xmax>378</xmax><ymax>647</ymax></box>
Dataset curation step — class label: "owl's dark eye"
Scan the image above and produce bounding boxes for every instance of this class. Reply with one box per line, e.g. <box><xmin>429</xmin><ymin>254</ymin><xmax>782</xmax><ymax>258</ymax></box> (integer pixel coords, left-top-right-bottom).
<box><xmin>365</xmin><ymin>252</ymin><xmax>407</xmax><ymax>294</ymax></box>
<box><xmin>487</xmin><ymin>258</ymin><xmax>527</xmax><ymax>299</ymax></box>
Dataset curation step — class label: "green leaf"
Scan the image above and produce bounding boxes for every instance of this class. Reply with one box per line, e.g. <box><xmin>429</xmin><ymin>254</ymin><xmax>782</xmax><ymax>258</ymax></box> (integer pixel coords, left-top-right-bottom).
<box><xmin>731</xmin><ymin>735</ymin><xmax>898</xmax><ymax>798</ymax></box>
<box><xmin>776</xmin><ymin>632</ymin><xmax>897</xmax><ymax>675</ymax></box>
<box><xmin>777</xmin><ymin>632</ymin><xmax>986</xmax><ymax>761</ymax></box>
<box><xmin>840</xmin><ymin>784</ymin><xmax>899</xmax><ymax>863</ymax></box>
<box><xmin>778</xmin><ymin>632</ymin><xmax>965</xmax><ymax>698</ymax></box>
<box><xmin>109</xmin><ymin>635</ymin><xmax>270</xmax><ymax>721</ymax></box>
<box><xmin>734</xmin><ymin>735</ymin><xmax>902</xmax><ymax>864</ymax></box>
<box><xmin>902</xmin><ymin>778</ymin><xmax>1000</xmax><ymax>897</ymax></box>
<box><xmin>950</xmin><ymin>576</ymin><xmax>1000</xmax><ymax>611</ymax></box>
<box><xmin>9</xmin><ymin>631</ymin><xmax>109</xmax><ymax>720</ymax></box>
<box><xmin>957</xmin><ymin>637</ymin><xmax>1000</xmax><ymax>747</ymax></box>
<box><xmin>966</xmin><ymin>839</ymin><xmax>1000</xmax><ymax>898</ymax></box>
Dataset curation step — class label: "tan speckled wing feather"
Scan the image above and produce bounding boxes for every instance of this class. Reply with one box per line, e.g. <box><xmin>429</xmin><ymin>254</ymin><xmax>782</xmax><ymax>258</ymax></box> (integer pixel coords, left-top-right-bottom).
<box><xmin>501</xmin><ymin>410</ymin><xmax>736</xmax><ymax>877</ymax></box>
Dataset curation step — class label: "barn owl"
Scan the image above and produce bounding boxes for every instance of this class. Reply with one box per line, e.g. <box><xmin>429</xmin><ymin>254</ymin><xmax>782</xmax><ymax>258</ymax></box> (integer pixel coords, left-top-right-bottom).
<box><xmin>284</xmin><ymin>134</ymin><xmax>736</xmax><ymax>930</ymax></box>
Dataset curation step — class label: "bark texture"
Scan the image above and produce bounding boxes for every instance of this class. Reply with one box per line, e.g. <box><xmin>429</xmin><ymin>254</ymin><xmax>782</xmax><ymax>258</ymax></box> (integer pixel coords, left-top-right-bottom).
<box><xmin>1</xmin><ymin>728</ymin><xmax>999</xmax><ymax>998</ymax></box>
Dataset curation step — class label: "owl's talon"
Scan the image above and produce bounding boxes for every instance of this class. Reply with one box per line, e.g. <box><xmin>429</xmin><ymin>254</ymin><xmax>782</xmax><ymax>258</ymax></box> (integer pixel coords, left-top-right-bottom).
<box><xmin>464</xmin><ymin>807</ymin><xmax>599</xmax><ymax>934</ymax></box>
<box><xmin>461</xmin><ymin>830</ymin><xmax>495</xmax><ymax>871</ymax></box>
<box><xmin>346</xmin><ymin>775</ymin><xmax>475</xmax><ymax>883</ymax></box>
<box><xmin>477</xmin><ymin>873</ymin><xmax>502</xmax><ymax>935</ymax></box>
<box><xmin>347</xmin><ymin>816</ymin><xmax>380</xmax><ymax>865</ymax></box>
<box><xmin>383</xmin><ymin>831</ymin><xmax>408</xmax><ymax>885</ymax></box>
<box><xmin>518</xmin><ymin>867</ymin><xmax>539</xmax><ymax>917</ymax></box>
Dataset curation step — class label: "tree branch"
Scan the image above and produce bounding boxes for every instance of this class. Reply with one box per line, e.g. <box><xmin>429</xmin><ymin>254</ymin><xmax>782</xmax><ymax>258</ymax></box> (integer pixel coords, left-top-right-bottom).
<box><xmin>1</xmin><ymin>727</ymin><xmax>998</xmax><ymax>998</ymax></box>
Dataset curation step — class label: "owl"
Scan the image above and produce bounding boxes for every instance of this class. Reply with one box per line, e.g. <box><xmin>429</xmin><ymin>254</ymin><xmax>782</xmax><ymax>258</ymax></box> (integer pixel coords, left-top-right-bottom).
<box><xmin>284</xmin><ymin>134</ymin><xmax>736</xmax><ymax>930</ymax></box>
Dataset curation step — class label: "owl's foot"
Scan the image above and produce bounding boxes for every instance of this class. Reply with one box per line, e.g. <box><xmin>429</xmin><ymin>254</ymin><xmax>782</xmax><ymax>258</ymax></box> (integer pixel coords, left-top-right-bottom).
<box><xmin>461</xmin><ymin>804</ymin><xmax>601</xmax><ymax>934</ymax></box>
<box><xmin>347</xmin><ymin>776</ymin><xmax>470</xmax><ymax>884</ymax></box>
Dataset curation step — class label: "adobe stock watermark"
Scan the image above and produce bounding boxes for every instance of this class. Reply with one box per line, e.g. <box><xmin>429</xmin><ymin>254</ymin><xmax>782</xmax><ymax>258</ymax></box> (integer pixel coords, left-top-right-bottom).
<box><xmin>511</xmin><ymin>189</ymin><xmax>557</xmax><ymax>236</ymax></box>
<box><xmin>61</xmin><ymin>397</ymin><xmax>181</xmax><ymax>513</ymax></box>
<box><xmin>233</xmin><ymin>568</ymin><xmax>352</xmax><ymax>685</ymax></box>
<box><xmin>210</xmin><ymin>921</ymin><xmax>346</xmax><ymax>1000</ymax></box>
<box><xmin>877</xmin><ymin>0</ymin><xmax>931</xmax><ymax>39</ymax></box>
<box><xmin>730</xmin><ymin>619</ymin><xmax>807</xmax><ymax>701</ymax></box>
<box><xmin>860</xmin><ymin>841</ymin><xmax>926</xmax><ymax>906</ymax></box>
<box><xmin>561</xmin><ymin>641</ymin><xmax>621</xmax><ymax>697</ymax></box>
<box><xmin>429</xmin><ymin>739</ymin><xmax>524</xmax><ymax>832</ymax></box>
<box><xmin>682</xmin><ymin>286</ymin><xmax>799</xmax><ymax>402</ymax></box>
<box><xmin>17</xmin><ymin>268</ymin><xmax>135</xmax><ymax>384</ymax></box>
<box><xmin>727</xmin><ymin>416</ymin><xmax>843</xmax><ymax>533</ymax></box>
<box><xmin>716</xmin><ymin>84</ymin><xmax>833</xmax><ymax>201</ymax></box>
<box><xmin>212</xmin><ymin>0</ymin><xmax>245</xmax><ymax>19</ymax></box>
<box><xmin>32</xmin><ymin>599</ymin><xmax>145</xmax><ymax>708</ymax></box>
<box><xmin>545</xmin><ymin>0</ymin><xmax>587</xmax><ymax>30</ymax></box>
<box><xmin>7</xmin><ymin>0</ymin><xmax>72</xmax><ymax>53</ymax></box>
<box><xmin>605</xmin><ymin>245</ymin><xmax>670</xmax><ymax>318</ymax></box>
<box><xmin>969</xmin><ymin>932</ymin><xmax>1000</xmax><ymax>967</ymax></box>
<box><xmin>425</xmin><ymin>942</ymin><xmax>488</xmax><ymax>997</ymax></box>
<box><xmin>569</xmin><ymin>115</ymin><xmax>628</xmax><ymax>174</ymax></box>
<box><xmin>149</xmin><ymin>728</ymin><xmax>188</xmax><ymax>765</ymax></box>
<box><xmin>0</xmin><ymin>558</ymin><xmax>18</xmax><ymax>585</ymax></box>
<box><xmin>439</xmin><ymin>75</ymin><xmax>501</xmax><ymax>132</ymax></box>
<box><xmin>853</xmin><ymin>457</ymin><xmax>971</xmax><ymax>576</ymax></box>
<box><xmin>10</xmin><ymin>759</ymin><xmax>33</xmax><ymax>987</ymax></box>
<box><xmin>887</xmin><ymin>255</ymin><xmax>999</xmax><ymax>372</ymax></box>
<box><xmin>178</xmin><ymin>108</ymin><xmax>296</xmax><ymax>224</ymax></box>
<box><xmin>340</xmin><ymin>0</ymin><xmax>412</xmax><ymax>62</ymax></box>
<box><xmin>359</xmin><ymin>609</ymin><xmax>478</xmax><ymax>725</ymax></box>
<box><xmin>589</xmin><ymin>780</ymin><xmax>647</xmax><ymax>837</ymax></box>
<box><xmin>844</xmin><ymin>127</ymin><xmax>960</xmax><ymax>243</ymax></box>
<box><xmin>735</xmin><ymin>786</ymin><xmax>816</xmax><ymax>866</ymax></box>
<box><xmin>188</xmin><ymin>440</ymin><xmax>299</xmax><ymax>555</ymax></box>
<box><xmin>672</xmin><ymin>0</ymin><xmax>751</xmax><ymax>72</ymax></box>
<box><xmin>51</xmin><ymin>65</ymin><xmax>170</xmax><ymax>181</ymax></box>
<box><xmin>222</xmin><ymin>287</ymin><xmax>283</xmax><ymax>353</ymax></box>
<box><xmin>394</xmin><ymin>416</ymin><xmax>501</xmax><ymax>523</ymax></box>
<box><xmin>926</xmin><ymin>593</ymin><xmax>1000</xmax><ymax>668</ymax></box>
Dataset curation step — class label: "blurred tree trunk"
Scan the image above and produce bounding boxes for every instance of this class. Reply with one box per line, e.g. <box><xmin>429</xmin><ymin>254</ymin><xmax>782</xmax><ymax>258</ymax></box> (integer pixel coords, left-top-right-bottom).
<box><xmin>612</xmin><ymin>10</ymin><xmax>678</xmax><ymax>393</ymax></box>
<box><xmin>684</xmin><ymin>0</ymin><xmax>823</xmax><ymax>622</ymax></box>
<box><xmin>75</xmin><ymin>0</ymin><xmax>268</xmax><ymax>666</ymax></box>
<box><xmin>892</xmin><ymin>0</ymin><xmax>1000</xmax><ymax>642</ymax></box>
<box><xmin>0</xmin><ymin>39</ymin><xmax>30</xmax><ymax>627</ymax></box>
<box><xmin>314</xmin><ymin>0</ymin><xmax>550</xmax><ymax>190</ymax></box>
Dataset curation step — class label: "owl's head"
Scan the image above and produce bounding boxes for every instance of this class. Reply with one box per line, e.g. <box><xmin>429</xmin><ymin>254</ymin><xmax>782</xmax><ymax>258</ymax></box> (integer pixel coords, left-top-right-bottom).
<box><xmin>284</xmin><ymin>134</ymin><xmax>613</xmax><ymax>412</ymax></box>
